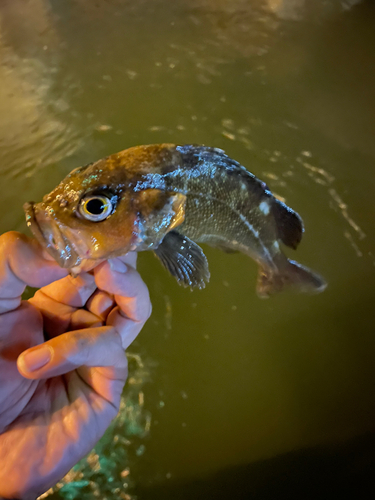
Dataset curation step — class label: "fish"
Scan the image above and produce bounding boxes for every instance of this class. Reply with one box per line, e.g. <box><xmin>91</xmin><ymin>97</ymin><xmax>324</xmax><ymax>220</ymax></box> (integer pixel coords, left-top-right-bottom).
<box><xmin>23</xmin><ymin>144</ymin><xmax>326</xmax><ymax>297</ymax></box>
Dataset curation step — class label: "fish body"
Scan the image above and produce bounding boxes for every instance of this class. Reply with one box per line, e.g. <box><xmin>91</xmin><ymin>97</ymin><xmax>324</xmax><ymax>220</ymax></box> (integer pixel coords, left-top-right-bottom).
<box><xmin>24</xmin><ymin>144</ymin><xmax>326</xmax><ymax>297</ymax></box>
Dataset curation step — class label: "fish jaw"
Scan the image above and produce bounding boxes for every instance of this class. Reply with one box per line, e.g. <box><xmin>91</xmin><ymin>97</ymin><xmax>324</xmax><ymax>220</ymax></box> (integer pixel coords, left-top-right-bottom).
<box><xmin>24</xmin><ymin>202</ymin><xmax>82</xmax><ymax>269</ymax></box>
<box><xmin>23</xmin><ymin>201</ymin><xmax>142</xmax><ymax>271</ymax></box>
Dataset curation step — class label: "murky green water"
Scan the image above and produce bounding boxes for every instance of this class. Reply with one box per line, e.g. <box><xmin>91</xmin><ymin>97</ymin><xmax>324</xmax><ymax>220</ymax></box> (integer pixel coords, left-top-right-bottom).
<box><xmin>1</xmin><ymin>0</ymin><xmax>375</xmax><ymax>498</ymax></box>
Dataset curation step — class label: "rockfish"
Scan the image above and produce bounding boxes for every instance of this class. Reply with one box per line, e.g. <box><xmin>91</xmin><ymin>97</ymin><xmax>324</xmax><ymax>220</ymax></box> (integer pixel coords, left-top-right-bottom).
<box><xmin>24</xmin><ymin>144</ymin><xmax>326</xmax><ymax>297</ymax></box>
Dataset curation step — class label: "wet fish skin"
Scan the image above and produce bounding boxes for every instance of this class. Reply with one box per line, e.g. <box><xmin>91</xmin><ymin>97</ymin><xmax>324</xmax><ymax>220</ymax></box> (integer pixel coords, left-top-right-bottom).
<box><xmin>23</xmin><ymin>144</ymin><xmax>326</xmax><ymax>296</ymax></box>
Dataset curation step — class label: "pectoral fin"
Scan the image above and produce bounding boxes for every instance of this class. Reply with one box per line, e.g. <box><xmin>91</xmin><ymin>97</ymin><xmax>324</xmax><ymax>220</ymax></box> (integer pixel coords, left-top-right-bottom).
<box><xmin>154</xmin><ymin>231</ymin><xmax>210</xmax><ymax>289</ymax></box>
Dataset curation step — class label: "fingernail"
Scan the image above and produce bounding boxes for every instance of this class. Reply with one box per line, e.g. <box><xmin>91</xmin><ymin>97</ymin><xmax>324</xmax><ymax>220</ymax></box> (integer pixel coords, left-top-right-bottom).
<box><xmin>109</xmin><ymin>258</ymin><xmax>128</xmax><ymax>273</ymax></box>
<box><xmin>20</xmin><ymin>345</ymin><xmax>52</xmax><ymax>372</ymax></box>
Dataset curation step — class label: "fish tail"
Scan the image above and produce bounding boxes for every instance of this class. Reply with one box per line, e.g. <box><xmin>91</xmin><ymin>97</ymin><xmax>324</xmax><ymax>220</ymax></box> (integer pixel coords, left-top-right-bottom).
<box><xmin>256</xmin><ymin>259</ymin><xmax>327</xmax><ymax>298</ymax></box>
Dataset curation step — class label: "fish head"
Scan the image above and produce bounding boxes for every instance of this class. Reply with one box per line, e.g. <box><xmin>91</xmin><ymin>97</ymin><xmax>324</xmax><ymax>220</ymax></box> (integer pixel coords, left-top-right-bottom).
<box><xmin>23</xmin><ymin>146</ymin><xmax>186</xmax><ymax>272</ymax></box>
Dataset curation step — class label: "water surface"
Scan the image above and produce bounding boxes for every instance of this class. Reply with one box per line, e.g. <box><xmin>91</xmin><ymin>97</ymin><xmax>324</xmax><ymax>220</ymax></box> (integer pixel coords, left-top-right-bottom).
<box><xmin>0</xmin><ymin>1</ymin><xmax>374</xmax><ymax>498</ymax></box>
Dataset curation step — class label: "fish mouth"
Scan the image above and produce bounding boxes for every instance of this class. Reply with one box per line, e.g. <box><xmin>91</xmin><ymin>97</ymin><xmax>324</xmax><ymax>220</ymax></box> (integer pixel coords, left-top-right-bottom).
<box><xmin>23</xmin><ymin>202</ymin><xmax>81</xmax><ymax>269</ymax></box>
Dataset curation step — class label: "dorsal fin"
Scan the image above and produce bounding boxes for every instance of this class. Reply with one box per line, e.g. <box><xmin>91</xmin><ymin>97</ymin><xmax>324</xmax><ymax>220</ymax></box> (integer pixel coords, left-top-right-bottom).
<box><xmin>271</xmin><ymin>199</ymin><xmax>304</xmax><ymax>250</ymax></box>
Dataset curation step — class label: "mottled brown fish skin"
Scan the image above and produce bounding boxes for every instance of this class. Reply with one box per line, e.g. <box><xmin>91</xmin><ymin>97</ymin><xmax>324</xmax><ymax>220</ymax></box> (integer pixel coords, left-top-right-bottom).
<box><xmin>24</xmin><ymin>144</ymin><xmax>326</xmax><ymax>296</ymax></box>
<box><xmin>117</xmin><ymin>145</ymin><xmax>302</xmax><ymax>268</ymax></box>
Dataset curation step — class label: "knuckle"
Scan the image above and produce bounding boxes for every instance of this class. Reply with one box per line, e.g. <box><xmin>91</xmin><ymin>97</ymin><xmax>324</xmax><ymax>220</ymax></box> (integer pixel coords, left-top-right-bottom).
<box><xmin>136</xmin><ymin>300</ymin><xmax>152</xmax><ymax>324</ymax></box>
<box><xmin>140</xmin><ymin>287</ymin><xmax>152</xmax><ymax>322</ymax></box>
<box><xmin>67</xmin><ymin>330</ymin><xmax>94</xmax><ymax>365</ymax></box>
<box><xmin>72</xmin><ymin>331</ymin><xmax>89</xmax><ymax>351</ymax></box>
<box><xmin>146</xmin><ymin>300</ymin><xmax>152</xmax><ymax>320</ymax></box>
<box><xmin>108</xmin><ymin>328</ymin><xmax>124</xmax><ymax>350</ymax></box>
<box><xmin>0</xmin><ymin>231</ymin><xmax>22</xmax><ymax>252</ymax></box>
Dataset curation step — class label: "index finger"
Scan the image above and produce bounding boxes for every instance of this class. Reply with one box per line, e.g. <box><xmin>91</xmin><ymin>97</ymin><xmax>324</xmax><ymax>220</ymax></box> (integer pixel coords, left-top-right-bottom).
<box><xmin>0</xmin><ymin>232</ymin><xmax>68</xmax><ymax>314</ymax></box>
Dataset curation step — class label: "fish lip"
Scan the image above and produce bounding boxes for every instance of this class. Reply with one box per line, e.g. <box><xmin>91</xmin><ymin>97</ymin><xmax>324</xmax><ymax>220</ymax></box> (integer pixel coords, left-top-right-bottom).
<box><xmin>23</xmin><ymin>202</ymin><xmax>80</xmax><ymax>269</ymax></box>
<box><xmin>24</xmin><ymin>202</ymin><xmax>49</xmax><ymax>249</ymax></box>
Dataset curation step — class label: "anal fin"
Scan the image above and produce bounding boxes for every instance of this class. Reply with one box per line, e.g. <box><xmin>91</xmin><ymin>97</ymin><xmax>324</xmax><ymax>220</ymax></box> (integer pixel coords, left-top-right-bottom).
<box><xmin>154</xmin><ymin>231</ymin><xmax>210</xmax><ymax>289</ymax></box>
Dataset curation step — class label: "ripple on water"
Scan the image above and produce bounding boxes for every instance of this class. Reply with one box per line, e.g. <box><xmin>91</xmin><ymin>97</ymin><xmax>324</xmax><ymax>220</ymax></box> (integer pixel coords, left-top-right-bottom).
<box><xmin>0</xmin><ymin>41</ymin><xmax>87</xmax><ymax>180</ymax></box>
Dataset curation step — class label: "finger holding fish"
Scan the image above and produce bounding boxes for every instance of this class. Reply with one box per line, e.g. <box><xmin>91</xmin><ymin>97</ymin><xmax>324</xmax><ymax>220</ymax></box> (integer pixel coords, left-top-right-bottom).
<box><xmin>94</xmin><ymin>258</ymin><xmax>152</xmax><ymax>349</ymax></box>
<box><xmin>33</xmin><ymin>273</ymin><xmax>97</xmax><ymax>308</ymax></box>
<box><xmin>0</xmin><ymin>231</ymin><xmax>68</xmax><ymax>314</ymax></box>
<box><xmin>85</xmin><ymin>254</ymin><xmax>139</xmax><ymax>325</ymax></box>
<box><xmin>116</xmin><ymin>250</ymin><xmax>138</xmax><ymax>269</ymax></box>
<box><xmin>86</xmin><ymin>290</ymin><xmax>115</xmax><ymax>322</ymax></box>
<box><xmin>26</xmin><ymin>250</ymin><xmax>141</xmax><ymax>343</ymax></box>
<box><xmin>28</xmin><ymin>291</ymin><xmax>102</xmax><ymax>339</ymax></box>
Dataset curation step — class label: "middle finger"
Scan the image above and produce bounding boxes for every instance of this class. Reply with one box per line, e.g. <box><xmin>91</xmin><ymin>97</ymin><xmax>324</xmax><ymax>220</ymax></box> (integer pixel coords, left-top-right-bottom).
<box><xmin>38</xmin><ymin>273</ymin><xmax>97</xmax><ymax>307</ymax></box>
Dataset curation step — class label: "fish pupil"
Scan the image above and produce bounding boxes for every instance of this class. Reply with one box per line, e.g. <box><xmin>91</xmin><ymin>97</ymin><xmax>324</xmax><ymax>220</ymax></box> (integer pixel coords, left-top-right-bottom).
<box><xmin>86</xmin><ymin>198</ymin><xmax>104</xmax><ymax>215</ymax></box>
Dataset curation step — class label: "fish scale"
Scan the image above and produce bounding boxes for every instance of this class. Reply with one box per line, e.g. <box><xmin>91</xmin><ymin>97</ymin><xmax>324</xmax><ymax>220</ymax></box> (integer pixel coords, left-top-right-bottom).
<box><xmin>24</xmin><ymin>143</ymin><xmax>326</xmax><ymax>297</ymax></box>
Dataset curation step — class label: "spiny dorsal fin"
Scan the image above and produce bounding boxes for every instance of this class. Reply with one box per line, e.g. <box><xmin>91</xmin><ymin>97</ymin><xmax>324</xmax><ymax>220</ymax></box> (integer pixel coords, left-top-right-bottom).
<box><xmin>271</xmin><ymin>199</ymin><xmax>304</xmax><ymax>250</ymax></box>
<box><xmin>154</xmin><ymin>231</ymin><xmax>210</xmax><ymax>289</ymax></box>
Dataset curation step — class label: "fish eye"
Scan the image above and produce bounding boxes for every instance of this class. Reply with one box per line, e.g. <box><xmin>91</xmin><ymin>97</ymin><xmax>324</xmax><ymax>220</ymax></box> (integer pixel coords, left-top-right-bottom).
<box><xmin>79</xmin><ymin>195</ymin><xmax>113</xmax><ymax>222</ymax></box>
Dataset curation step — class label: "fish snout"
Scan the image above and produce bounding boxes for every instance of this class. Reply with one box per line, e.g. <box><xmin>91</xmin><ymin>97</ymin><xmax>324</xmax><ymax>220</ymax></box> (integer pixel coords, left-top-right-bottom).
<box><xmin>23</xmin><ymin>202</ymin><xmax>80</xmax><ymax>269</ymax></box>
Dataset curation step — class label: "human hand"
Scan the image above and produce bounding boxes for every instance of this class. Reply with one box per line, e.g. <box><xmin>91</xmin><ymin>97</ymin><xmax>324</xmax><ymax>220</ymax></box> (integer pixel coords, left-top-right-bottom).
<box><xmin>0</xmin><ymin>232</ymin><xmax>151</xmax><ymax>500</ymax></box>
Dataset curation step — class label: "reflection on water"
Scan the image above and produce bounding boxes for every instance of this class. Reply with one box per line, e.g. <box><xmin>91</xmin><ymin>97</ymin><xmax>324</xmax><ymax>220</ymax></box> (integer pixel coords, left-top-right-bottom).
<box><xmin>0</xmin><ymin>1</ymin><xmax>86</xmax><ymax>180</ymax></box>
<box><xmin>39</xmin><ymin>353</ymin><xmax>154</xmax><ymax>500</ymax></box>
<box><xmin>0</xmin><ymin>0</ymin><xmax>375</xmax><ymax>499</ymax></box>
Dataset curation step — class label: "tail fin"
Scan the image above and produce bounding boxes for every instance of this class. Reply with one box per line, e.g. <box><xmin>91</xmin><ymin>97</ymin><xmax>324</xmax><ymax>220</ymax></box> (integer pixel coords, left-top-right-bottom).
<box><xmin>256</xmin><ymin>259</ymin><xmax>327</xmax><ymax>298</ymax></box>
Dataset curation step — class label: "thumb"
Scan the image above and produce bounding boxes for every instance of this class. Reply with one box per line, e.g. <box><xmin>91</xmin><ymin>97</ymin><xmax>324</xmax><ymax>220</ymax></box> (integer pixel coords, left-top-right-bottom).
<box><xmin>17</xmin><ymin>326</ymin><xmax>127</xmax><ymax>381</ymax></box>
